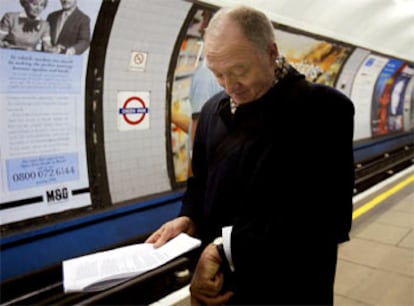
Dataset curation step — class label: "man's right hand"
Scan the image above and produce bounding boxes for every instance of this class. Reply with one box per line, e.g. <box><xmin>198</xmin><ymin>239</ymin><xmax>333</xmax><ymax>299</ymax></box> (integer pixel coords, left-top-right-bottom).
<box><xmin>145</xmin><ymin>216</ymin><xmax>196</xmax><ymax>248</ymax></box>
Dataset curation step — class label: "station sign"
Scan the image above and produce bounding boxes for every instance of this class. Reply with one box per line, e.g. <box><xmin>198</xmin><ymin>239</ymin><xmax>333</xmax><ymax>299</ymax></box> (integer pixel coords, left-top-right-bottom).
<box><xmin>117</xmin><ymin>91</ymin><xmax>150</xmax><ymax>131</ymax></box>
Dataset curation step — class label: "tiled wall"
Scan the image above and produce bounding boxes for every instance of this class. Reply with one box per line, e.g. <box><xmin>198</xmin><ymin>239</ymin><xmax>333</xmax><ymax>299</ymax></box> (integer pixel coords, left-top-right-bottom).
<box><xmin>103</xmin><ymin>0</ymin><xmax>192</xmax><ymax>203</ymax></box>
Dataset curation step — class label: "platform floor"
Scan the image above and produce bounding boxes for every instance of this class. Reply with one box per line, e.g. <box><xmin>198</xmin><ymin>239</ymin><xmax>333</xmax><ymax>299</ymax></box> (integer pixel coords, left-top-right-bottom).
<box><xmin>335</xmin><ymin>167</ymin><xmax>414</xmax><ymax>306</ymax></box>
<box><xmin>151</xmin><ymin>166</ymin><xmax>414</xmax><ymax>306</ymax></box>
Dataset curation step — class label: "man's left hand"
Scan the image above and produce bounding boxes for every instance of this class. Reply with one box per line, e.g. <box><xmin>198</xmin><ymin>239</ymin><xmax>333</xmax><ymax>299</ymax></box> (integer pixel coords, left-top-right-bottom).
<box><xmin>190</xmin><ymin>243</ymin><xmax>234</xmax><ymax>305</ymax></box>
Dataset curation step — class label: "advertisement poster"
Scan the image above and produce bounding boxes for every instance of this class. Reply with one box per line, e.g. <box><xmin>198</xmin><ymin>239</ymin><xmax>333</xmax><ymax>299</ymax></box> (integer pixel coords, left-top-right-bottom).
<box><xmin>0</xmin><ymin>0</ymin><xmax>102</xmax><ymax>225</ymax></box>
<box><xmin>350</xmin><ymin>55</ymin><xmax>389</xmax><ymax>140</ymax></box>
<box><xmin>170</xmin><ymin>8</ymin><xmax>207</xmax><ymax>183</ymax></box>
<box><xmin>403</xmin><ymin>72</ymin><xmax>414</xmax><ymax>131</ymax></box>
<box><xmin>371</xmin><ymin>60</ymin><xmax>412</xmax><ymax>136</ymax></box>
<box><xmin>335</xmin><ymin>48</ymin><xmax>370</xmax><ymax>99</ymax></box>
<box><xmin>274</xmin><ymin>29</ymin><xmax>353</xmax><ymax>87</ymax></box>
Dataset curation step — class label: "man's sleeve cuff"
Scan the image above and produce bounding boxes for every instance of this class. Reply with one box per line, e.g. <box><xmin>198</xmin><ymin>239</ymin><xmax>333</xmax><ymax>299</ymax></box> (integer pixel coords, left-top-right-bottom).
<box><xmin>222</xmin><ymin>226</ymin><xmax>235</xmax><ymax>272</ymax></box>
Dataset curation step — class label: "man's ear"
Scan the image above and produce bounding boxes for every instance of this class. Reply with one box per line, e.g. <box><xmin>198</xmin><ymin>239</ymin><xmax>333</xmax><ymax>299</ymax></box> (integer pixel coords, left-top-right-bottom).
<box><xmin>268</xmin><ymin>42</ymin><xmax>279</xmax><ymax>64</ymax></box>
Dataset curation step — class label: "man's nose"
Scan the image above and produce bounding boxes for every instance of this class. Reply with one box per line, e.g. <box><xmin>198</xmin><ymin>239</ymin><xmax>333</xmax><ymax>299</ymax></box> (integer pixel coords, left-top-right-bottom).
<box><xmin>223</xmin><ymin>75</ymin><xmax>237</xmax><ymax>92</ymax></box>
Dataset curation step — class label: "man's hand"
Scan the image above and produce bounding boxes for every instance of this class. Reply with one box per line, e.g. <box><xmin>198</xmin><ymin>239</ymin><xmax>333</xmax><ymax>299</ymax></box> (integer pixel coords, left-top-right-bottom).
<box><xmin>145</xmin><ymin>216</ymin><xmax>196</xmax><ymax>248</ymax></box>
<box><xmin>190</xmin><ymin>243</ymin><xmax>234</xmax><ymax>305</ymax></box>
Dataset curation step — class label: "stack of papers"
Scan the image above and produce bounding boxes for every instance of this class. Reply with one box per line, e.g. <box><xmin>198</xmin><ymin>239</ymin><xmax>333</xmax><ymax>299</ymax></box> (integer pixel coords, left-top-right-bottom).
<box><xmin>62</xmin><ymin>233</ymin><xmax>201</xmax><ymax>292</ymax></box>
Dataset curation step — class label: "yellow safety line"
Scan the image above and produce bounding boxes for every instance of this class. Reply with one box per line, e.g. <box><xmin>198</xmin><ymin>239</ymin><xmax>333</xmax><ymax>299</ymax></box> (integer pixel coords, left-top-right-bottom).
<box><xmin>352</xmin><ymin>174</ymin><xmax>414</xmax><ymax>220</ymax></box>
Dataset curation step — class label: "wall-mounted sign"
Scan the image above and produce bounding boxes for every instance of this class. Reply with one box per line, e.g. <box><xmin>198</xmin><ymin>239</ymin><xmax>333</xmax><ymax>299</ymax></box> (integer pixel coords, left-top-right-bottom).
<box><xmin>128</xmin><ymin>51</ymin><xmax>148</xmax><ymax>71</ymax></box>
<box><xmin>117</xmin><ymin>91</ymin><xmax>150</xmax><ymax>131</ymax></box>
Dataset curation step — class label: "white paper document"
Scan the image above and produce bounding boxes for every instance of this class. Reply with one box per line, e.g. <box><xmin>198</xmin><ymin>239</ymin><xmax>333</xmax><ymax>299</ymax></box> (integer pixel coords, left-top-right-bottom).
<box><xmin>62</xmin><ymin>233</ymin><xmax>201</xmax><ymax>292</ymax></box>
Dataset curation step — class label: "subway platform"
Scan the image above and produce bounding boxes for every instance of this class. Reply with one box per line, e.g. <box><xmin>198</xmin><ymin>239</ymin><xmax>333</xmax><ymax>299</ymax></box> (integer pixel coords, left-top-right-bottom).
<box><xmin>335</xmin><ymin>166</ymin><xmax>414</xmax><ymax>306</ymax></box>
<box><xmin>151</xmin><ymin>166</ymin><xmax>414</xmax><ymax>306</ymax></box>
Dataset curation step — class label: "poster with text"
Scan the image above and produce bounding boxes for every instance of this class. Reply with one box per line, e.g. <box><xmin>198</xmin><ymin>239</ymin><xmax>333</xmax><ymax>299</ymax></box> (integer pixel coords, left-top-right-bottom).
<box><xmin>335</xmin><ymin>48</ymin><xmax>370</xmax><ymax>99</ymax></box>
<box><xmin>0</xmin><ymin>0</ymin><xmax>102</xmax><ymax>225</ymax></box>
<box><xmin>350</xmin><ymin>55</ymin><xmax>389</xmax><ymax>140</ymax></box>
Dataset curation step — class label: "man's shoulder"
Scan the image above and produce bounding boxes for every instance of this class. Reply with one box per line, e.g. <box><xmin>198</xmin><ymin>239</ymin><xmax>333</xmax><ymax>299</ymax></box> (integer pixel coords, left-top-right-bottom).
<box><xmin>73</xmin><ymin>7</ymin><xmax>90</xmax><ymax>22</ymax></box>
<box><xmin>306</xmin><ymin>81</ymin><xmax>348</xmax><ymax>98</ymax></box>
<box><xmin>309</xmin><ymin>82</ymin><xmax>346</xmax><ymax>97</ymax></box>
<box><xmin>309</xmin><ymin>82</ymin><xmax>354</xmax><ymax>113</ymax></box>
<box><xmin>200</xmin><ymin>91</ymin><xmax>227</xmax><ymax>113</ymax></box>
<box><xmin>47</xmin><ymin>10</ymin><xmax>61</xmax><ymax>20</ymax></box>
